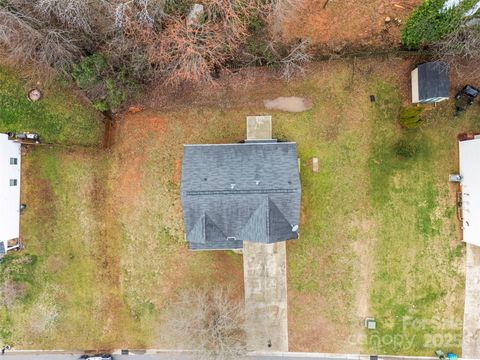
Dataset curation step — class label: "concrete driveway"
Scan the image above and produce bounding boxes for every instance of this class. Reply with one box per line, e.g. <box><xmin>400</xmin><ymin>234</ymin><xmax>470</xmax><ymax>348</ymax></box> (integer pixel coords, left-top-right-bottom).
<box><xmin>243</xmin><ymin>241</ymin><xmax>289</xmax><ymax>352</ymax></box>
<box><xmin>462</xmin><ymin>244</ymin><xmax>480</xmax><ymax>358</ymax></box>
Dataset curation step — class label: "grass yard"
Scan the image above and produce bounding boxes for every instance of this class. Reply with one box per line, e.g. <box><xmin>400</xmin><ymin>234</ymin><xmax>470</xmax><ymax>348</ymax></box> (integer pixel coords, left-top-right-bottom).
<box><xmin>0</xmin><ymin>66</ymin><xmax>103</xmax><ymax>146</ymax></box>
<box><xmin>0</xmin><ymin>58</ymin><xmax>479</xmax><ymax>355</ymax></box>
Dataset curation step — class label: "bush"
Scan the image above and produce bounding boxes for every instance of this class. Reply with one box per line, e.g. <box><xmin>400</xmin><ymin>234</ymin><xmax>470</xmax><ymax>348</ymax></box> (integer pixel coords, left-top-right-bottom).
<box><xmin>399</xmin><ymin>106</ymin><xmax>424</xmax><ymax>129</ymax></box>
<box><xmin>401</xmin><ymin>0</ymin><xmax>465</xmax><ymax>49</ymax></box>
<box><xmin>72</xmin><ymin>54</ymin><xmax>108</xmax><ymax>89</ymax></box>
<box><xmin>72</xmin><ymin>55</ymin><xmax>128</xmax><ymax>112</ymax></box>
<box><xmin>394</xmin><ymin>138</ymin><xmax>420</xmax><ymax>158</ymax></box>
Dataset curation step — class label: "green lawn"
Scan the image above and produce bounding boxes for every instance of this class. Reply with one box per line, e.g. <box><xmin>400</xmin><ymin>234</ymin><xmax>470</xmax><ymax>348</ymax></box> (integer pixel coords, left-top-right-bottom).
<box><xmin>0</xmin><ymin>66</ymin><xmax>103</xmax><ymax>146</ymax></box>
<box><xmin>0</xmin><ymin>148</ymin><xmax>108</xmax><ymax>348</ymax></box>
<box><xmin>0</xmin><ymin>59</ymin><xmax>478</xmax><ymax>354</ymax></box>
<box><xmin>365</xmin><ymin>83</ymin><xmax>477</xmax><ymax>355</ymax></box>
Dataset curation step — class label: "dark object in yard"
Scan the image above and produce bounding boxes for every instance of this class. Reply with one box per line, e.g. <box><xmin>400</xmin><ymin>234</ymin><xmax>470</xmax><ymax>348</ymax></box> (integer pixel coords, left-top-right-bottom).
<box><xmin>435</xmin><ymin>349</ymin><xmax>445</xmax><ymax>359</ymax></box>
<box><xmin>370</xmin><ymin>95</ymin><xmax>376</xmax><ymax>102</ymax></box>
<box><xmin>455</xmin><ymin>85</ymin><xmax>479</xmax><ymax>116</ymax></box>
<box><xmin>27</xmin><ymin>88</ymin><xmax>42</xmax><ymax>101</ymax></box>
<box><xmin>20</xmin><ymin>204</ymin><xmax>27</xmax><ymax>213</ymax></box>
<box><xmin>14</xmin><ymin>132</ymin><xmax>40</xmax><ymax>144</ymax></box>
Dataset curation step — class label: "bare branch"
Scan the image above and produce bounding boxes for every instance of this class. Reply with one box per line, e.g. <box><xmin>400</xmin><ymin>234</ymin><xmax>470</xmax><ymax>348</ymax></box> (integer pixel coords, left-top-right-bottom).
<box><xmin>280</xmin><ymin>39</ymin><xmax>312</xmax><ymax>81</ymax></box>
<box><xmin>163</xmin><ymin>287</ymin><xmax>247</xmax><ymax>360</ymax></box>
<box><xmin>433</xmin><ymin>24</ymin><xmax>480</xmax><ymax>82</ymax></box>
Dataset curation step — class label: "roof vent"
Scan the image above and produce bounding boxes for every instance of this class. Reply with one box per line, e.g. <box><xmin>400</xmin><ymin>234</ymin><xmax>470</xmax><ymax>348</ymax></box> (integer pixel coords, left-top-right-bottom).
<box><xmin>230</xmin><ymin>183</ymin><xmax>236</xmax><ymax>189</ymax></box>
<box><xmin>255</xmin><ymin>180</ymin><xmax>261</xmax><ymax>185</ymax></box>
<box><xmin>227</xmin><ymin>236</ymin><xmax>236</xmax><ymax>241</ymax></box>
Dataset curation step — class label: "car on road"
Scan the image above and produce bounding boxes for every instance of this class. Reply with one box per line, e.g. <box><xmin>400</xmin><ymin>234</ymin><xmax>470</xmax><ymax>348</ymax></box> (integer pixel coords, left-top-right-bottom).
<box><xmin>79</xmin><ymin>355</ymin><xmax>113</xmax><ymax>360</ymax></box>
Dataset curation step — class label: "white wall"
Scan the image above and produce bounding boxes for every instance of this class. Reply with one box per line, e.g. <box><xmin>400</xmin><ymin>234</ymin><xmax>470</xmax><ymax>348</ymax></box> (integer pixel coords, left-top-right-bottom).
<box><xmin>411</xmin><ymin>68</ymin><xmax>419</xmax><ymax>104</ymax></box>
<box><xmin>459</xmin><ymin>137</ymin><xmax>480</xmax><ymax>247</ymax></box>
<box><xmin>0</xmin><ymin>133</ymin><xmax>21</xmax><ymax>251</ymax></box>
<box><xmin>443</xmin><ymin>0</ymin><xmax>480</xmax><ymax>15</ymax></box>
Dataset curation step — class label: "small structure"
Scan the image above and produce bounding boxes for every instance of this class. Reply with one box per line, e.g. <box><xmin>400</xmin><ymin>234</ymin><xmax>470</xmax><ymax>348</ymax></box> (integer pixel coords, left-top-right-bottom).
<box><xmin>458</xmin><ymin>135</ymin><xmax>480</xmax><ymax>247</ymax></box>
<box><xmin>309</xmin><ymin>157</ymin><xmax>319</xmax><ymax>173</ymax></box>
<box><xmin>0</xmin><ymin>133</ymin><xmax>22</xmax><ymax>259</ymax></box>
<box><xmin>411</xmin><ymin>61</ymin><xmax>449</xmax><ymax>104</ymax></box>
<box><xmin>365</xmin><ymin>317</ymin><xmax>377</xmax><ymax>330</ymax></box>
<box><xmin>180</xmin><ymin>116</ymin><xmax>301</xmax><ymax>250</ymax></box>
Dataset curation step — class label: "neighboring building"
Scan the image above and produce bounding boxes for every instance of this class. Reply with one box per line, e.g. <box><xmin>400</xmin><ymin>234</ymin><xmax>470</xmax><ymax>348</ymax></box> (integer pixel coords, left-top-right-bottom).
<box><xmin>459</xmin><ymin>135</ymin><xmax>480</xmax><ymax>247</ymax></box>
<box><xmin>411</xmin><ymin>61</ymin><xmax>449</xmax><ymax>104</ymax></box>
<box><xmin>0</xmin><ymin>133</ymin><xmax>22</xmax><ymax>258</ymax></box>
<box><xmin>443</xmin><ymin>0</ymin><xmax>480</xmax><ymax>16</ymax></box>
<box><xmin>180</xmin><ymin>117</ymin><xmax>301</xmax><ymax>250</ymax></box>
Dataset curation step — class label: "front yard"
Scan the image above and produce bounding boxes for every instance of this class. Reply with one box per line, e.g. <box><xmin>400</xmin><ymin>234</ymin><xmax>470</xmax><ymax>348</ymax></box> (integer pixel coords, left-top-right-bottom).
<box><xmin>0</xmin><ymin>58</ymin><xmax>478</xmax><ymax>355</ymax></box>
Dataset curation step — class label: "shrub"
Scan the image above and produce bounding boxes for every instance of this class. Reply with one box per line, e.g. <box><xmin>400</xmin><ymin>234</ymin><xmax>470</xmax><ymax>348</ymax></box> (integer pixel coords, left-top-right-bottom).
<box><xmin>394</xmin><ymin>138</ymin><xmax>420</xmax><ymax>158</ymax></box>
<box><xmin>72</xmin><ymin>54</ymin><xmax>108</xmax><ymax>89</ymax></box>
<box><xmin>399</xmin><ymin>106</ymin><xmax>424</xmax><ymax>129</ymax></box>
<box><xmin>401</xmin><ymin>0</ymin><xmax>466</xmax><ymax>49</ymax></box>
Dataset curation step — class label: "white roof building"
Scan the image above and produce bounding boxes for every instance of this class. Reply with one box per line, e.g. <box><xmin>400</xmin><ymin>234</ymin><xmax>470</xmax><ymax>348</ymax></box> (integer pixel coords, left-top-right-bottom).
<box><xmin>459</xmin><ymin>136</ymin><xmax>480</xmax><ymax>247</ymax></box>
<box><xmin>443</xmin><ymin>0</ymin><xmax>480</xmax><ymax>16</ymax></box>
<box><xmin>0</xmin><ymin>133</ymin><xmax>22</xmax><ymax>257</ymax></box>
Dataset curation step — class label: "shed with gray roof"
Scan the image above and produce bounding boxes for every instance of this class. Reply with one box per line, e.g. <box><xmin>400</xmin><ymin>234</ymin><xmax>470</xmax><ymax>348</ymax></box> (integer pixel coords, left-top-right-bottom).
<box><xmin>180</xmin><ymin>142</ymin><xmax>301</xmax><ymax>250</ymax></box>
<box><xmin>411</xmin><ymin>61</ymin><xmax>449</xmax><ymax>104</ymax></box>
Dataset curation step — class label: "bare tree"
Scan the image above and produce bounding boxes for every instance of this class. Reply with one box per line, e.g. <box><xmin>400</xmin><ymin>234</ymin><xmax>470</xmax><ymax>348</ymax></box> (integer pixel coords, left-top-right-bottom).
<box><xmin>433</xmin><ymin>24</ymin><xmax>480</xmax><ymax>81</ymax></box>
<box><xmin>147</xmin><ymin>18</ymin><xmax>226</xmax><ymax>85</ymax></box>
<box><xmin>0</xmin><ymin>4</ymin><xmax>81</xmax><ymax>74</ymax></box>
<box><xmin>144</xmin><ymin>0</ymin><xmax>256</xmax><ymax>86</ymax></box>
<box><xmin>0</xmin><ymin>280</ymin><xmax>27</xmax><ymax>309</ymax></box>
<box><xmin>280</xmin><ymin>38</ymin><xmax>311</xmax><ymax>81</ymax></box>
<box><xmin>163</xmin><ymin>287</ymin><xmax>246</xmax><ymax>360</ymax></box>
<box><xmin>35</xmin><ymin>0</ymin><xmax>95</xmax><ymax>34</ymax></box>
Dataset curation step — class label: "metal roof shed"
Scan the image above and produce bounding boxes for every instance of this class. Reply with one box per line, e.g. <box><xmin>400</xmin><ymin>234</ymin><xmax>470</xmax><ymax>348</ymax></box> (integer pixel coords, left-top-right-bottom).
<box><xmin>411</xmin><ymin>61</ymin><xmax>449</xmax><ymax>104</ymax></box>
<box><xmin>459</xmin><ymin>136</ymin><xmax>480</xmax><ymax>247</ymax></box>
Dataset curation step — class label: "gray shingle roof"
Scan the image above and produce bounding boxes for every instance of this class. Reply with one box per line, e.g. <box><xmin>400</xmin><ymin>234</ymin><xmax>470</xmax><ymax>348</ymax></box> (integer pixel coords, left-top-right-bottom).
<box><xmin>181</xmin><ymin>143</ymin><xmax>301</xmax><ymax>250</ymax></box>
<box><xmin>0</xmin><ymin>242</ymin><xmax>5</xmax><ymax>255</ymax></box>
<box><xmin>418</xmin><ymin>61</ymin><xmax>449</xmax><ymax>101</ymax></box>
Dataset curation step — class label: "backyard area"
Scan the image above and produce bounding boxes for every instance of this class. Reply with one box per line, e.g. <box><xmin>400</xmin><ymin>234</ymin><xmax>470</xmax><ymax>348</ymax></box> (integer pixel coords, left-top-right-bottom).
<box><xmin>0</xmin><ymin>57</ymin><xmax>478</xmax><ymax>355</ymax></box>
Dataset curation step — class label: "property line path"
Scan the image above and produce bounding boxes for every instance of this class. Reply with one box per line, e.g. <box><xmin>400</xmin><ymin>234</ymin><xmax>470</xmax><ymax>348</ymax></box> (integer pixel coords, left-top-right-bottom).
<box><xmin>243</xmin><ymin>241</ymin><xmax>289</xmax><ymax>352</ymax></box>
<box><xmin>462</xmin><ymin>244</ymin><xmax>480</xmax><ymax>358</ymax></box>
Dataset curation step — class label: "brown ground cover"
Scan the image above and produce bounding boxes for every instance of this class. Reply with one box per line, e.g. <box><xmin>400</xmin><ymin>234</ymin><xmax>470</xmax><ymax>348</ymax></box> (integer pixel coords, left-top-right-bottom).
<box><xmin>280</xmin><ymin>0</ymin><xmax>421</xmax><ymax>52</ymax></box>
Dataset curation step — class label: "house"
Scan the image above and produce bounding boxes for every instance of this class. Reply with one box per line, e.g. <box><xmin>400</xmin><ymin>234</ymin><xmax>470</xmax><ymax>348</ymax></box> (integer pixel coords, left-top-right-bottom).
<box><xmin>180</xmin><ymin>116</ymin><xmax>301</xmax><ymax>250</ymax></box>
<box><xmin>0</xmin><ymin>133</ymin><xmax>22</xmax><ymax>258</ymax></box>
<box><xmin>411</xmin><ymin>61</ymin><xmax>449</xmax><ymax>104</ymax></box>
<box><xmin>459</xmin><ymin>135</ymin><xmax>480</xmax><ymax>247</ymax></box>
<box><xmin>443</xmin><ymin>0</ymin><xmax>480</xmax><ymax>17</ymax></box>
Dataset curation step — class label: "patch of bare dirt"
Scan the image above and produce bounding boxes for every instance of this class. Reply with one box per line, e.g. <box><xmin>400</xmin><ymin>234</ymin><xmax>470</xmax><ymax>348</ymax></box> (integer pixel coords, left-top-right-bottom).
<box><xmin>112</xmin><ymin>112</ymin><xmax>167</xmax><ymax>206</ymax></box>
<box><xmin>281</xmin><ymin>0</ymin><xmax>421</xmax><ymax>52</ymax></box>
